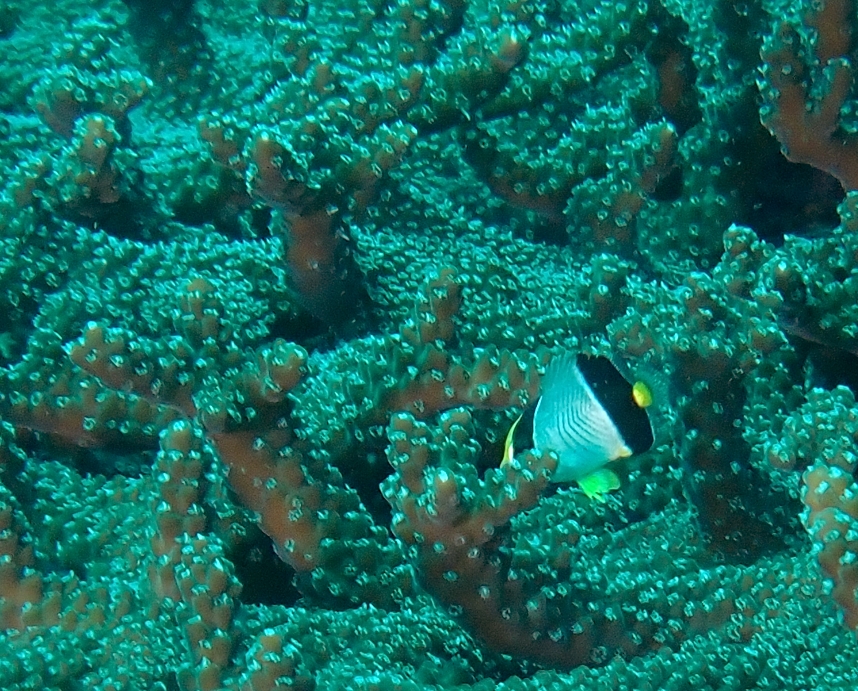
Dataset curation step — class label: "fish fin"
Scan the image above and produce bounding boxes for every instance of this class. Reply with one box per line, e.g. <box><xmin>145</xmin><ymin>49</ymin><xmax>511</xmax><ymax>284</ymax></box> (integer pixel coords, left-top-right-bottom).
<box><xmin>577</xmin><ymin>468</ymin><xmax>620</xmax><ymax>502</ymax></box>
<box><xmin>501</xmin><ymin>412</ymin><xmax>522</xmax><ymax>467</ymax></box>
<box><xmin>615</xmin><ymin>444</ymin><xmax>633</xmax><ymax>459</ymax></box>
<box><xmin>539</xmin><ymin>352</ymin><xmax>580</xmax><ymax>394</ymax></box>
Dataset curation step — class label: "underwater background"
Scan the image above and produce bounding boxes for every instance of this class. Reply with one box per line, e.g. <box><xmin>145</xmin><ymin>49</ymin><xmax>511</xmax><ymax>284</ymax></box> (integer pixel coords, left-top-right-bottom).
<box><xmin>2</xmin><ymin>0</ymin><xmax>858</xmax><ymax>688</ymax></box>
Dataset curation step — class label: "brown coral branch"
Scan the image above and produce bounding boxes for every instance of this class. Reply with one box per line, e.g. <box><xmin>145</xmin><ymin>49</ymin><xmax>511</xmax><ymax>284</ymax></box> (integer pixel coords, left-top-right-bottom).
<box><xmin>760</xmin><ymin>0</ymin><xmax>858</xmax><ymax>190</ymax></box>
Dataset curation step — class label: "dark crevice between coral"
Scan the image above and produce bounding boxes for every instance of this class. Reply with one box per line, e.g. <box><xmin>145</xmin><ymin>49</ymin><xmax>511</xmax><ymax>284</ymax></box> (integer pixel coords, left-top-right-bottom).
<box><xmin>231</xmin><ymin>525</ymin><xmax>301</xmax><ymax>606</ymax></box>
<box><xmin>259</xmin><ymin>0</ymin><xmax>309</xmax><ymax>22</ymax></box>
<box><xmin>713</xmin><ymin>0</ymin><xmax>768</xmax><ymax>66</ymax></box>
<box><xmin>73</xmin><ymin>194</ymin><xmax>161</xmax><ymax>241</ymax></box>
<box><xmin>323</xmin><ymin>293</ymin><xmax>375</xmax><ymax>343</ymax></box>
<box><xmin>265</xmin><ymin>307</ymin><xmax>332</xmax><ymax>350</ymax></box>
<box><xmin>651</xmin><ymin>162</ymin><xmax>683</xmax><ymax>203</ymax></box>
<box><xmin>785</xmin><ymin>331</ymin><xmax>858</xmax><ymax>396</ymax></box>
<box><xmin>23</xmin><ymin>432</ymin><xmax>156</xmax><ymax>479</ymax></box>
<box><xmin>0</xmin><ymin>2</ymin><xmax>19</xmax><ymax>38</ymax></box>
<box><xmin>172</xmin><ymin>184</ymin><xmax>271</xmax><ymax>240</ymax></box>
<box><xmin>73</xmin><ymin>446</ymin><xmax>155</xmax><ymax>478</ymax></box>
<box><xmin>806</xmin><ymin>346</ymin><xmax>858</xmax><ymax>394</ymax></box>
<box><xmin>335</xmin><ymin>429</ymin><xmax>393</xmax><ymax>530</ymax></box>
<box><xmin>121</xmin><ymin>0</ymin><xmax>208</xmax><ymax>84</ymax></box>
<box><xmin>0</xmin><ymin>301</ymin><xmax>39</xmax><ymax>365</ymax></box>
<box><xmin>646</xmin><ymin>2</ymin><xmax>703</xmax><ymax>137</ymax></box>
<box><xmin>674</xmin><ymin>355</ymin><xmax>799</xmax><ymax>563</ymax></box>
<box><xmin>267</xmin><ymin>291</ymin><xmax>377</xmax><ymax>354</ymax></box>
<box><xmin>726</xmin><ymin>105</ymin><xmax>843</xmax><ymax>243</ymax></box>
<box><xmin>526</xmin><ymin>215</ymin><xmax>569</xmax><ymax>247</ymax></box>
<box><xmin>743</xmin><ymin>157</ymin><xmax>843</xmax><ymax>243</ymax></box>
<box><xmin>158</xmin><ymin>675</ymin><xmax>181</xmax><ymax>691</ymax></box>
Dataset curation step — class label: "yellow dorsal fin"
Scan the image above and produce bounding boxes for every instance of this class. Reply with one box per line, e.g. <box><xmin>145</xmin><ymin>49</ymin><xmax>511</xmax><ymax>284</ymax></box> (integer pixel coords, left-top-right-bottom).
<box><xmin>577</xmin><ymin>468</ymin><xmax>620</xmax><ymax>503</ymax></box>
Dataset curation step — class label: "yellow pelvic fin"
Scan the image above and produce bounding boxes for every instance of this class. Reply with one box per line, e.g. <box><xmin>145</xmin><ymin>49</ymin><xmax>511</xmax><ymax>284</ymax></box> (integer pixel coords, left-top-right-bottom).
<box><xmin>501</xmin><ymin>412</ymin><xmax>523</xmax><ymax>467</ymax></box>
<box><xmin>577</xmin><ymin>468</ymin><xmax>621</xmax><ymax>503</ymax></box>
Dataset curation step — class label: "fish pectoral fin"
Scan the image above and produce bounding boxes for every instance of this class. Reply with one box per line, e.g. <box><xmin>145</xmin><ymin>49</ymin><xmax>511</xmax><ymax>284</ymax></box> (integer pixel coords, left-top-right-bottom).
<box><xmin>577</xmin><ymin>468</ymin><xmax>621</xmax><ymax>503</ymax></box>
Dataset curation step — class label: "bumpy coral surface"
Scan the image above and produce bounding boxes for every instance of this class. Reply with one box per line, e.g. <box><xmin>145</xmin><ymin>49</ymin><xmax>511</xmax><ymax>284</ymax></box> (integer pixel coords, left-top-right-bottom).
<box><xmin>2</xmin><ymin>0</ymin><xmax>858</xmax><ymax>688</ymax></box>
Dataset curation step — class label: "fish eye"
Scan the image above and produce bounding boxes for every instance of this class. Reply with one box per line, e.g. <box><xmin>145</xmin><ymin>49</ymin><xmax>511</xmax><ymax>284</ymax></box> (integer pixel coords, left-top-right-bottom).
<box><xmin>632</xmin><ymin>381</ymin><xmax>653</xmax><ymax>408</ymax></box>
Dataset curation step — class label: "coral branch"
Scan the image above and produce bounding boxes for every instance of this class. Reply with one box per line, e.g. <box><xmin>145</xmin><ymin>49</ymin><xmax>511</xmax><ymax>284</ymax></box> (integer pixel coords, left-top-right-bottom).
<box><xmin>759</xmin><ymin>0</ymin><xmax>858</xmax><ymax>189</ymax></box>
<box><xmin>798</xmin><ymin>388</ymin><xmax>858</xmax><ymax>629</ymax></box>
<box><xmin>383</xmin><ymin>408</ymin><xmax>788</xmax><ymax>669</ymax></box>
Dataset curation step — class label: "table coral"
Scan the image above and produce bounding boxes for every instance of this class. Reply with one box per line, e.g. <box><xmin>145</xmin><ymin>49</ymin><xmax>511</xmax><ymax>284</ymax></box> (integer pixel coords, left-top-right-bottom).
<box><xmin>1</xmin><ymin>0</ymin><xmax>858</xmax><ymax>689</ymax></box>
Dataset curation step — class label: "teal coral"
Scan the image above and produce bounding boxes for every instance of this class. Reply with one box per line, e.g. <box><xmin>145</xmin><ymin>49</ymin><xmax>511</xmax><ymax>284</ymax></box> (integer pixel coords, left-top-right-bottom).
<box><xmin>2</xmin><ymin>0</ymin><xmax>858</xmax><ymax>689</ymax></box>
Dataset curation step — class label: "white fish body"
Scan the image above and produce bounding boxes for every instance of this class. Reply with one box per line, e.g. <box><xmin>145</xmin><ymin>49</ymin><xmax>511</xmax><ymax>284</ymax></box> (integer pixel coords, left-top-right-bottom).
<box><xmin>532</xmin><ymin>354</ymin><xmax>632</xmax><ymax>484</ymax></box>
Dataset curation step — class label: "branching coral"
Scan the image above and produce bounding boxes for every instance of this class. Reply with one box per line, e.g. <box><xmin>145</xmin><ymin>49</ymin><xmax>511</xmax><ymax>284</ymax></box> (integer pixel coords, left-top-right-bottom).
<box><xmin>2</xmin><ymin>0</ymin><xmax>858</xmax><ymax>689</ymax></box>
<box><xmin>759</xmin><ymin>0</ymin><xmax>858</xmax><ymax>190</ymax></box>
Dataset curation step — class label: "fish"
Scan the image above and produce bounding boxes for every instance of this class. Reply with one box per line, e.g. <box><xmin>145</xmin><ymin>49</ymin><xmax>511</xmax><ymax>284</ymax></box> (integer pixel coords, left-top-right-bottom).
<box><xmin>502</xmin><ymin>352</ymin><xmax>656</xmax><ymax>502</ymax></box>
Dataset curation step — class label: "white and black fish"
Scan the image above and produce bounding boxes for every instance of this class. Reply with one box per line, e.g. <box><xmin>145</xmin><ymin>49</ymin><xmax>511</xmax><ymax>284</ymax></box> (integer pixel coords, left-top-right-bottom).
<box><xmin>502</xmin><ymin>353</ymin><xmax>656</xmax><ymax>501</ymax></box>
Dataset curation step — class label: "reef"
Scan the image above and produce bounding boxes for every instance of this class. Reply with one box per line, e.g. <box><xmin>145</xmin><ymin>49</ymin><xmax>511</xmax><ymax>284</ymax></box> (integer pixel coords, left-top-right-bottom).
<box><xmin>1</xmin><ymin>0</ymin><xmax>858</xmax><ymax>688</ymax></box>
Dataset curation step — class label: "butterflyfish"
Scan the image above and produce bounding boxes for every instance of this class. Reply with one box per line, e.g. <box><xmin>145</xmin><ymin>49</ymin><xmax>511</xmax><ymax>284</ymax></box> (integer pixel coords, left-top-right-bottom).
<box><xmin>502</xmin><ymin>353</ymin><xmax>656</xmax><ymax>502</ymax></box>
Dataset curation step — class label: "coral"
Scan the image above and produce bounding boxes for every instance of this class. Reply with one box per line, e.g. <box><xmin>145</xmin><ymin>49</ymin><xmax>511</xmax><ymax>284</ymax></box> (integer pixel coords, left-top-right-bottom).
<box><xmin>759</xmin><ymin>0</ymin><xmax>858</xmax><ymax>190</ymax></box>
<box><xmin>2</xmin><ymin>0</ymin><xmax>858</xmax><ymax>688</ymax></box>
<box><xmin>383</xmin><ymin>407</ymin><xmax>806</xmax><ymax>669</ymax></box>
<box><xmin>792</xmin><ymin>388</ymin><xmax>858</xmax><ymax>628</ymax></box>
